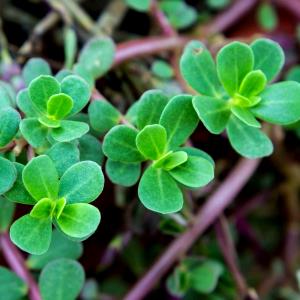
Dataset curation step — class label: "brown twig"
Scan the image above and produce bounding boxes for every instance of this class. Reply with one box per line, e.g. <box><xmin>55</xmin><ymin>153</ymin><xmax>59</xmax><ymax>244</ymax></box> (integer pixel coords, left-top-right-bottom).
<box><xmin>124</xmin><ymin>158</ymin><xmax>260</xmax><ymax>300</ymax></box>
<box><xmin>0</xmin><ymin>233</ymin><xmax>41</xmax><ymax>300</ymax></box>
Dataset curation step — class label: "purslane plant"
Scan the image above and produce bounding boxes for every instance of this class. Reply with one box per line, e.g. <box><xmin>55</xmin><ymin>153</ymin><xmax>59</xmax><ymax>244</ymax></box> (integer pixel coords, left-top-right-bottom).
<box><xmin>180</xmin><ymin>38</ymin><xmax>300</xmax><ymax>158</ymax></box>
<box><xmin>18</xmin><ymin>74</ymin><xmax>91</xmax><ymax>148</ymax></box>
<box><xmin>102</xmin><ymin>90</ymin><xmax>215</xmax><ymax>214</ymax></box>
<box><xmin>9</xmin><ymin>155</ymin><xmax>104</xmax><ymax>254</ymax></box>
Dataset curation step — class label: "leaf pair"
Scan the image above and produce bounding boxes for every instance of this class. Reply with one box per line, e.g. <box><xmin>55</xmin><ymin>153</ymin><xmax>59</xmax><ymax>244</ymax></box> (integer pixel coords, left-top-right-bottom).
<box><xmin>180</xmin><ymin>38</ymin><xmax>300</xmax><ymax>158</ymax></box>
<box><xmin>9</xmin><ymin>155</ymin><xmax>104</xmax><ymax>254</ymax></box>
<box><xmin>167</xmin><ymin>258</ymin><xmax>224</xmax><ymax>297</ymax></box>
<box><xmin>103</xmin><ymin>92</ymin><xmax>214</xmax><ymax>213</ymax></box>
<box><xmin>18</xmin><ymin>74</ymin><xmax>90</xmax><ymax>147</ymax></box>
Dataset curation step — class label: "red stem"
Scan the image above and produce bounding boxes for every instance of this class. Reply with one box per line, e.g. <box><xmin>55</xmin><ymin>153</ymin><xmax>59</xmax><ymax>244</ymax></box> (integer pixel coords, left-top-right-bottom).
<box><xmin>114</xmin><ymin>36</ymin><xmax>188</xmax><ymax>67</ymax></box>
<box><xmin>0</xmin><ymin>233</ymin><xmax>41</xmax><ymax>300</ymax></box>
<box><xmin>124</xmin><ymin>158</ymin><xmax>260</xmax><ymax>300</ymax></box>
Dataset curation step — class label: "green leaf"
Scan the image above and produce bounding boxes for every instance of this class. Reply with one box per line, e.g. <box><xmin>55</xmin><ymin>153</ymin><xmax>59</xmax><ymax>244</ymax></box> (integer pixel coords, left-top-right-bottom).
<box><xmin>59</xmin><ymin>161</ymin><xmax>104</xmax><ymax>204</ymax></box>
<box><xmin>22</xmin><ymin>58</ymin><xmax>51</xmax><ymax>86</ymax></box>
<box><xmin>126</xmin><ymin>0</ymin><xmax>151</xmax><ymax>12</ymax></box>
<box><xmin>106</xmin><ymin>159</ymin><xmax>141</xmax><ymax>187</ymax></box>
<box><xmin>136</xmin><ymin>124</ymin><xmax>167</xmax><ymax>160</ymax></box>
<box><xmin>153</xmin><ymin>151</ymin><xmax>188</xmax><ymax>170</ymax></box>
<box><xmin>64</xmin><ymin>27</ymin><xmax>77</xmax><ymax>69</ymax></box>
<box><xmin>55</xmin><ymin>69</ymin><xmax>73</xmax><ymax>82</ymax></box>
<box><xmin>39</xmin><ymin>259</ymin><xmax>85</xmax><ymax>300</ymax></box>
<box><xmin>0</xmin><ymin>107</ymin><xmax>20</xmax><ymax>147</ymax></box>
<box><xmin>160</xmin><ymin>0</ymin><xmax>197</xmax><ymax>29</ymax></box>
<box><xmin>38</xmin><ymin>115</ymin><xmax>61</xmax><ymax>128</ymax></box>
<box><xmin>0</xmin><ymin>267</ymin><xmax>28</xmax><ymax>300</ymax></box>
<box><xmin>193</xmin><ymin>95</ymin><xmax>230</xmax><ymax>134</ymax></box>
<box><xmin>285</xmin><ymin>66</ymin><xmax>300</xmax><ymax>82</ymax></box>
<box><xmin>5</xmin><ymin>163</ymin><xmax>36</xmax><ymax>205</ymax></box>
<box><xmin>23</xmin><ymin>155</ymin><xmax>59</xmax><ymax>201</ymax></box>
<box><xmin>51</xmin><ymin>120</ymin><xmax>89</xmax><ymax>142</ymax></box>
<box><xmin>56</xmin><ymin>203</ymin><xmax>100</xmax><ymax>238</ymax></box>
<box><xmin>151</xmin><ymin>60</ymin><xmax>174</xmax><ymax>79</ymax></box>
<box><xmin>136</xmin><ymin>90</ymin><xmax>169</xmax><ymax>130</ymax></box>
<box><xmin>78</xmin><ymin>37</ymin><xmax>115</xmax><ymax>79</ymax></box>
<box><xmin>20</xmin><ymin>118</ymin><xmax>48</xmax><ymax>148</ymax></box>
<box><xmin>28</xmin><ymin>75</ymin><xmax>60</xmax><ymax>114</ymax></box>
<box><xmin>227</xmin><ymin>115</ymin><xmax>273</xmax><ymax>158</ymax></box>
<box><xmin>206</xmin><ymin>0</ymin><xmax>230</xmax><ymax>9</ymax></box>
<box><xmin>103</xmin><ymin>125</ymin><xmax>144</xmax><ymax>163</ymax></box>
<box><xmin>73</xmin><ymin>64</ymin><xmax>94</xmax><ymax>89</ymax></box>
<box><xmin>190</xmin><ymin>261</ymin><xmax>224</xmax><ymax>294</ymax></box>
<box><xmin>27</xmin><ymin>230</ymin><xmax>83</xmax><ymax>270</ymax></box>
<box><xmin>138</xmin><ymin>166</ymin><xmax>183</xmax><ymax>214</ymax></box>
<box><xmin>160</xmin><ymin>95</ymin><xmax>198</xmax><ymax>148</ymax></box>
<box><xmin>0</xmin><ymin>157</ymin><xmax>17</xmax><ymax>194</ymax></box>
<box><xmin>251</xmin><ymin>81</ymin><xmax>300</xmax><ymax>125</ymax></box>
<box><xmin>167</xmin><ymin>266</ymin><xmax>190</xmax><ymax>297</ymax></box>
<box><xmin>0</xmin><ymin>196</ymin><xmax>15</xmax><ymax>232</ymax></box>
<box><xmin>0</xmin><ymin>82</ymin><xmax>15</xmax><ymax>110</ymax></box>
<box><xmin>17</xmin><ymin>89</ymin><xmax>39</xmax><ymax>117</ymax></box>
<box><xmin>88</xmin><ymin>100</ymin><xmax>120</xmax><ymax>135</ymax></box>
<box><xmin>238</xmin><ymin>70</ymin><xmax>267</xmax><ymax>98</ymax></box>
<box><xmin>46</xmin><ymin>142</ymin><xmax>80</xmax><ymax>177</ymax></box>
<box><xmin>10</xmin><ymin>214</ymin><xmax>52</xmax><ymax>254</ymax></box>
<box><xmin>61</xmin><ymin>75</ymin><xmax>90</xmax><ymax>115</ymax></box>
<box><xmin>251</xmin><ymin>38</ymin><xmax>284</xmax><ymax>81</ymax></box>
<box><xmin>217</xmin><ymin>42</ymin><xmax>254</xmax><ymax>96</ymax></box>
<box><xmin>47</xmin><ymin>93</ymin><xmax>73</xmax><ymax>120</ymax></box>
<box><xmin>180</xmin><ymin>147</ymin><xmax>215</xmax><ymax>165</ymax></box>
<box><xmin>30</xmin><ymin>198</ymin><xmax>54</xmax><ymax>219</ymax></box>
<box><xmin>78</xmin><ymin>134</ymin><xmax>104</xmax><ymax>165</ymax></box>
<box><xmin>257</xmin><ymin>3</ymin><xmax>278</xmax><ymax>32</ymax></box>
<box><xmin>180</xmin><ymin>40</ymin><xmax>221</xmax><ymax>96</ymax></box>
<box><xmin>169</xmin><ymin>156</ymin><xmax>214</xmax><ymax>188</ymax></box>
<box><xmin>231</xmin><ymin>106</ymin><xmax>261</xmax><ymax>128</ymax></box>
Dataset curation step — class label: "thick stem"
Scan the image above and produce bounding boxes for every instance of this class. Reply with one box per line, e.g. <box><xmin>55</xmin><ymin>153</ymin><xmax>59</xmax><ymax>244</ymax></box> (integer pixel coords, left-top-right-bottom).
<box><xmin>114</xmin><ymin>36</ymin><xmax>188</xmax><ymax>67</ymax></box>
<box><xmin>124</xmin><ymin>158</ymin><xmax>260</xmax><ymax>300</ymax></box>
<box><xmin>0</xmin><ymin>233</ymin><xmax>41</xmax><ymax>300</ymax></box>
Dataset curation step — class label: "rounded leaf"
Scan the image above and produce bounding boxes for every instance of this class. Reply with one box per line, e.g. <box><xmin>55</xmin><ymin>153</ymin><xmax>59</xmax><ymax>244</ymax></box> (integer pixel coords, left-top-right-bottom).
<box><xmin>159</xmin><ymin>94</ymin><xmax>198</xmax><ymax>148</ymax></box>
<box><xmin>169</xmin><ymin>156</ymin><xmax>214</xmax><ymax>188</ymax></box>
<box><xmin>251</xmin><ymin>38</ymin><xmax>284</xmax><ymax>81</ymax></box>
<box><xmin>217</xmin><ymin>42</ymin><xmax>254</xmax><ymax>96</ymax></box>
<box><xmin>22</xmin><ymin>58</ymin><xmax>51</xmax><ymax>86</ymax></box>
<box><xmin>47</xmin><ymin>93</ymin><xmax>73</xmax><ymax>120</ymax></box>
<box><xmin>238</xmin><ymin>70</ymin><xmax>267</xmax><ymax>98</ymax></box>
<box><xmin>0</xmin><ymin>107</ymin><xmax>20</xmax><ymax>147</ymax></box>
<box><xmin>103</xmin><ymin>125</ymin><xmax>144</xmax><ymax>163</ymax></box>
<box><xmin>227</xmin><ymin>115</ymin><xmax>273</xmax><ymax>158</ymax></box>
<box><xmin>28</xmin><ymin>75</ymin><xmax>60</xmax><ymax>114</ymax></box>
<box><xmin>59</xmin><ymin>161</ymin><xmax>104</xmax><ymax>204</ymax></box>
<box><xmin>136</xmin><ymin>90</ymin><xmax>169</xmax><ymax>130</ymax></box>
<box><xmin>251</xmin><ymin>81</ymin><xmax>300</xmax><ymax>125</ymax></box>
<box><xmin>17</xmin><ymin>88</ymin><xmax>39</xmax><ymax>117</ymax></box>
<box><xmin>88</xmin><ymin>100</ymin><xmax>120</xmax><ymax>135</ymax></box>
<box><xmin>136</xmin><ymin>124</ymin><xmax>167</xmax><ymax>160</ymax></box>
<box><xmin>106</xmin><ymin>159</ymin><xmax>141</xmax><ymax>187</ymax></box>
<box><xmin>180</xmin><ymin>40</ymin><xmax>221</xmax><ymax>96</ymax></box>
<box><xmin>138</xmin><ymin>166</ymin><xmax>183</xmax><ymax>214</ymax></box>
<box><xmin>23</xmin><ymin>155</ymin><xmax>59</xmax><ymax>201</ymax></box>
<box><xmin>61</xmin><ymin>75</ymin><xmax>90</xmax><ymax>116</ymax></box>
<box><xmin>78</xmin><ymin>37</ymin><xmax>115</xmax><ymax>79</ymax></box>
<box><xmin>56</xmin><ymin>203</ymin><xmax>101</xmax><ymax>238</ymax></box>
<box><xmin>0</xmin><ymin>157</ymin><xmax>17</xmax><ymax>195</ymax></box>
<box><xmin>10</xmin><ymin>214</ymin><xmax>52</xmax><ymax>255</ymax></box>
<box><xmin>39</xmin><ymin>259</ymin><xmax>85</xmax><ymax>300</ymax></box>
<box><xmin>78</xmin><ymin>134</ymin><xmax>104</xmax><ymax>165</ymax></box>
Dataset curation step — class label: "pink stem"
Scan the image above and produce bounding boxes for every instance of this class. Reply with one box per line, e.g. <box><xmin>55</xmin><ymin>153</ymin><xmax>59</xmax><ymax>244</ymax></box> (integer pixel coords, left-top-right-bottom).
<box><xmin>124</xmin><ymin>158</ymin><xmax>260</xmax><ymax>300</ymax></box>
<box><xmin>0</xmin><ymin>233</ymin><xmax>41</xmax><ymax>300</ymax></box>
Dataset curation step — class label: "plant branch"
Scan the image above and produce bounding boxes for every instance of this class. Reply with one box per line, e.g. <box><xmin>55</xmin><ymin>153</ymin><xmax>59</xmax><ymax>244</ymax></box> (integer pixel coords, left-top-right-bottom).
<box><xmin>114</xmin><ymin>36</ymin><xmax>188</xmax><ymax>67</ymax></box>
<box><xmin>0</xmin><ymin>233</ymin><xmax>41</xmax><ymax>300</ymax></box>
<box><xmin>124</xmin><ymin>158</ymin><xmax>260</xmax><ymax>300</ymax></box>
